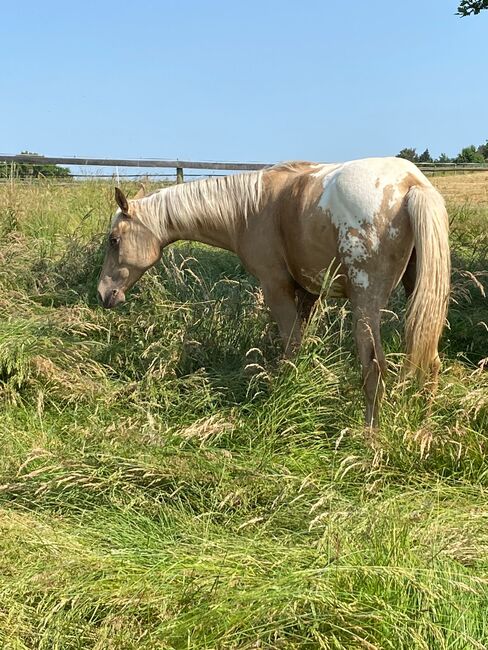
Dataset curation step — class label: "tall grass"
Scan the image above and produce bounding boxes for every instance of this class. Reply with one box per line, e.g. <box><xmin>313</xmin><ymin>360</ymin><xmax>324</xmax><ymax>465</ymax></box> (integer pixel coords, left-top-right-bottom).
<box><xmin>0</xmin><ymin>178</ymin><xmax>487</xmax><ymax>649</ymax></box>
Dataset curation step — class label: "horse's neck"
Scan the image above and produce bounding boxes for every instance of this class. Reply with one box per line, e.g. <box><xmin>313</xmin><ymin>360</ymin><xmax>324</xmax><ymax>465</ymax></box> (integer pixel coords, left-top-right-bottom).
<box><xmin>140</xmin><ymin>176</ymin><xmax>261</xmax><ymax>253</ymax></box>
<box><xmin>169</xmin><ymin>210</ymin><xmax>239</xmax><ymax>252</ymax></box>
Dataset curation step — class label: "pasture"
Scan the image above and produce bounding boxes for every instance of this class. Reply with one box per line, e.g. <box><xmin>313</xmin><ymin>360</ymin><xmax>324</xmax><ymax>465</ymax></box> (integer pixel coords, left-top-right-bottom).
<box><xmin>0</xmin><ymin>174</ymin><xmax>487</xmax><ymax>649</ymax></box>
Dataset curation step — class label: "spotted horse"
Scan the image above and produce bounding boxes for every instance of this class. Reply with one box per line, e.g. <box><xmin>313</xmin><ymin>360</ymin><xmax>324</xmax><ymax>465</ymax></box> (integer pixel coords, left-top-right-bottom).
<box><xmin>98</xmin><ymin>157</ymin><xmax>450</xmax><ymax>427</ymax></box>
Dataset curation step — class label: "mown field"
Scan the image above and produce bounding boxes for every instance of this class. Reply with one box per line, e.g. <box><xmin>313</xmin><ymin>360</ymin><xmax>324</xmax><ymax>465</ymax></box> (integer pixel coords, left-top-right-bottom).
<box><xmin>0</xmin><ymin>174</ymin><xmax>487</xmax><ymax>649</ymax></box>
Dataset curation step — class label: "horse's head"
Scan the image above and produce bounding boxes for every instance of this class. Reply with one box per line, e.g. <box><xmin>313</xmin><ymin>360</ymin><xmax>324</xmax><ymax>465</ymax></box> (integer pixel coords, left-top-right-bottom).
<box><xmin>97</xmin><ymin>187</ymin><xmax>161</xmax><ymax>309</ymax></box>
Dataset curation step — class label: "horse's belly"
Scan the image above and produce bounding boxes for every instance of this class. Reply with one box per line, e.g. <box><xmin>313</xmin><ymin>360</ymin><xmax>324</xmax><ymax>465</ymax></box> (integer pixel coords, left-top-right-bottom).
<box><xmin>282</xmin><ymin>211</ymin><xmax>347</xmax><ymax>297</ymax></box>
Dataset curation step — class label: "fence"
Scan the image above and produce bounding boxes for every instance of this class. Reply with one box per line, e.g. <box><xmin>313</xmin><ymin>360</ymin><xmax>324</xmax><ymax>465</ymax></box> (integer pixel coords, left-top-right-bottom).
<box><xmin>1</xmin><ymin>153</ymin><xmax>488</xmax><ymax>183</ymax></box>
<box><xmin>0</xmin><ymin>154</ymin><xmax>273</xmax><ymax>183</ymax></box>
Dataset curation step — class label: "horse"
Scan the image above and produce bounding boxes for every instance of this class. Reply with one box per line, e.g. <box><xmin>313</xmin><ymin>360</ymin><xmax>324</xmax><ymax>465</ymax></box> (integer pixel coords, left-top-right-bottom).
<box><xmin>97</xmin><ymin>157</ymin><xmax>450</xmax><ymax>427</ymax></box>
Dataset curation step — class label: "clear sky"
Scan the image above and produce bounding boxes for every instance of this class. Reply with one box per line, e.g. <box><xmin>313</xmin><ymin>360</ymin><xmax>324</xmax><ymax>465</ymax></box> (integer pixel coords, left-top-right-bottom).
<box><xmin>2</xmin><ymin>0</ymin><xmax>487</xmax><ymax>164</ymax></box>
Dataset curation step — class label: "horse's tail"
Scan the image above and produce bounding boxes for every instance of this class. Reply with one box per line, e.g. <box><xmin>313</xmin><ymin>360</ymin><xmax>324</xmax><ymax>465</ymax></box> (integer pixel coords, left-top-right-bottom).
<box><xmin>404</xmin><ymin>184</ymin><xmax>450</xmax><ymax>382</ymax></box>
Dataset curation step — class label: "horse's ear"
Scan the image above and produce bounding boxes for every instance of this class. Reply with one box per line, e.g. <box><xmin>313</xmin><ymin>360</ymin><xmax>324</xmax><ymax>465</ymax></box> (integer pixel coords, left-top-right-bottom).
<box><xmin>115</xmin><ymin>187</ymin><xmax>129</xmax><ymax>214</ymax></box>
<box><xmin>133</xmin><ymin>183</ymin><xmax>146</xmax><ymax>200</ymax></box>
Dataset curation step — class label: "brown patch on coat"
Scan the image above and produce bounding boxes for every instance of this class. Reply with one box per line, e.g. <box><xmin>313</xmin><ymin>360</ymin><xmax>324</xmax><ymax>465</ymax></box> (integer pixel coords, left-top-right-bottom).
<box><xmin>260</xmin><ymin>162</ymin><xmax>323</xmax><ymax>213</ymax></box>
<box><xmin>402</xmin><ymin>172</ymin><xmax>424</xmax><ymax>190</ymax></box>
<box><xmin>365</xmin><ymin>179</ymin><xmax>416</xmax><ymax>293</ymax></box>
<box><xmin>274</xmin><ymin>173</ymin><xmax>346</xmax><ymax>297</ymax></box>
<box><xmin>375</xmin><ymin>173</ymin><xmax>423</xmax><ymax>227</ymax></box>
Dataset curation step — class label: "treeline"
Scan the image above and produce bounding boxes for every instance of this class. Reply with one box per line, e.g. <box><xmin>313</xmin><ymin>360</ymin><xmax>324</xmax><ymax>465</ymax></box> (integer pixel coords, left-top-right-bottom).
<box><xmin>0</xmin><ymin>152</ymin><xmax>71</xmax><ymax>179</ymax></box>
<box><xmin>397</xmin><ymin>141</ymin><xmax>488</xmax><ymax>164</ymax></box>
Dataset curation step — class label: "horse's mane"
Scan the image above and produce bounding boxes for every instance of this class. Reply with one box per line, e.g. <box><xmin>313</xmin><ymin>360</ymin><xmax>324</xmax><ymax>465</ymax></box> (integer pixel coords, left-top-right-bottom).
<box><xmin>134</xmin><ymin>170</ymin><xmax>268</xmax><ymax>239</ymax></box>
<box><xmin>268</xmin><ymin>160</ymin><xmax>319</xmax><ymax>174</ymax></box>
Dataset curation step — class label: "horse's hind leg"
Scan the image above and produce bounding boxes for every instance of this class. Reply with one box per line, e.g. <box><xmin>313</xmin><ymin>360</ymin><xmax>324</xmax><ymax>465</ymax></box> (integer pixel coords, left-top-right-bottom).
<box><xmin>352</xmin><ymin>304</ymin><xmax>387</xmax><ymax>428</ymax></box>
<box><xmin>296</xmin><ymin>286</ymin><xmax>318</xmax><ymax>322</ymax></box>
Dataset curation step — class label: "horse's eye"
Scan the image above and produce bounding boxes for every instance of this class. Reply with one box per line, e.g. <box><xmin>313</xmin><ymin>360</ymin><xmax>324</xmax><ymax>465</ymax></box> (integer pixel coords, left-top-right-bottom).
<box><xmin>109</xmin><ymin>236</ymin><xmax>120</xmax><ymax>247</ymax></box>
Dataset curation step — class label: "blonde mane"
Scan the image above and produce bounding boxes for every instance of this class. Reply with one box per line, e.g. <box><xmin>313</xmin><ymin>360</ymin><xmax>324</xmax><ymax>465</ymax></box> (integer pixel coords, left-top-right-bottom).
<box><xmin>133</xmin><ymin>170</ymin><xmax>265</xmax><ymax>240</ymax></box>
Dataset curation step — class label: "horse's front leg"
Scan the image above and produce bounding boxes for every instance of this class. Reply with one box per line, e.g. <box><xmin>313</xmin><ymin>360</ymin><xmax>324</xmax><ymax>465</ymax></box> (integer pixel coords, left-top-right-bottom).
<box><xmin>261</xmin><ymin>277</ymin><xmax>301</xmax><ymax>358</ymax></box>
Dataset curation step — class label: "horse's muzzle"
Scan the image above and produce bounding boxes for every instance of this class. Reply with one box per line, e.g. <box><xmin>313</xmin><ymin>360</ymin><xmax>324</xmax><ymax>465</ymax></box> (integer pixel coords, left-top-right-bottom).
<box><xmin>98</xmin><ymin>288</ymin><xmax>125</xmax><ymax>309</ymax></box>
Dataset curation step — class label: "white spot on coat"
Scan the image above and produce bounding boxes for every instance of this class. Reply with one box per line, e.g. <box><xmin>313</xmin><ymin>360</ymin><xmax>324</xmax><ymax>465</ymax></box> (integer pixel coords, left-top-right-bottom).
<box><xmin>340</xmin><ymin>233</ymin><xmax>368</xmax><ymax>262</ymax></box>
<box><xmin>316</xmin><ymin>159</ymin><xmax>418</xmax><ymax>259</ymax></box>
<box><xmin>317</xmin><ymin>163</ymin><xmax>384</xmax><ymax>263</ymax></box>
<box><xmin>348</xmin><ymin>266</ymin><xmax>369</xmax><ymax>289</ymax></box>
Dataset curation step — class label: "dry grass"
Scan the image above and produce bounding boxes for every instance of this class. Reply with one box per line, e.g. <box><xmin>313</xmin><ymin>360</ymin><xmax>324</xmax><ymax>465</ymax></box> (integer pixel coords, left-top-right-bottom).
<box><xmin>431</xmin><ymin>171</ymin><xmax>488</xmax><ymax>206</ymax></box>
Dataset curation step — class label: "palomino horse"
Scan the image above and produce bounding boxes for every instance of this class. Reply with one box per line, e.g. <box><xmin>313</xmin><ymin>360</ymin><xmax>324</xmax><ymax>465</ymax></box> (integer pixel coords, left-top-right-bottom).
<box><xmin>98</xmin><ymin>157</ymin><xmax>450</xmax><ymax>427</ymax></box>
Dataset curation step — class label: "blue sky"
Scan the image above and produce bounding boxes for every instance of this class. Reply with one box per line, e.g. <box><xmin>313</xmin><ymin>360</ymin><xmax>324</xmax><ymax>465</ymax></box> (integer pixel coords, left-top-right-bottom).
<box><xmin>2</xmin><ymin>0</ymin><xmax>487</xmax><ymax>164</ymax></box>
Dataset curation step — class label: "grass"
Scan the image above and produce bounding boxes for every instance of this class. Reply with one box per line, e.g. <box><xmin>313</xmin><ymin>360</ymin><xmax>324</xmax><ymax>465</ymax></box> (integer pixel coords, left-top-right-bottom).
<box><xmin>0</xmin><ymin>177</ymin><xmax>487</xmax><ymax>649</ymax></box>
<box><xmin>431</xmin><ymin>171</ymin><xmax>488</xmax><ymax>207</ymax></box>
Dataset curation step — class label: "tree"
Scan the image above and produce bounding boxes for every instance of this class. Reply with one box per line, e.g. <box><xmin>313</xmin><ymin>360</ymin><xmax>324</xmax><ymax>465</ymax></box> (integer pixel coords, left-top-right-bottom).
<box><xmin>0</xmin><ymin>151</ymin><xmax>71</xmax><ymax>179</ymax></box>
<box><xmin>457</xmin><ymin>0</ymin><xmax>488</xmax><ymax>15</ymax></box>
<box><xmin>436</xmin><ymin>153</ymin><xmax>452</xmax><ymax>163</ymax></box>
<box><xmin>455</xmin><ymin>145</ymin><xmax>486</xmax><ymax>164</ymax></box>
<box><xmin>476</xmin><ymin>140</ymin><xmax>488</xmax><ymax>161</ymax></box>
<box><xmin>396</xmin><ymin>148</ymin><xmax>418</xmax><ymax>162</ymax></box>
<box><xmin>418</xmin><ymin>148</ymin><xmax>433</xmax><ymax>163</ymax></box>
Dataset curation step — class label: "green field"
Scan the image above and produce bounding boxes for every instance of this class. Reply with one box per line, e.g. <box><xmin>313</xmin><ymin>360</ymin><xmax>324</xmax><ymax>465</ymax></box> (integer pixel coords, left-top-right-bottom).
<box><xmin>0</xmin><ymin>179</ymin><xmax>487</xmax><ymax>649</ymax></box>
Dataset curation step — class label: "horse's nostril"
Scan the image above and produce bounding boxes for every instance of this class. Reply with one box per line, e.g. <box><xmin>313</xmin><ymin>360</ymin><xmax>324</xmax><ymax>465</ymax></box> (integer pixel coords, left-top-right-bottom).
<box><xmin>111</xmin><ymin>289</ymin><xmax>118</xmax><ymax>296</ymax></box>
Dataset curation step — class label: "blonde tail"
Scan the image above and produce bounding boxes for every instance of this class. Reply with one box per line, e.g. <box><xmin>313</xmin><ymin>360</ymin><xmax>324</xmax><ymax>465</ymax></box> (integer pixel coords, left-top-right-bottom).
<box><xmin>404</xmin><ymin>184</ymin><xmax>450</xmax><ymax>382</ymax></box>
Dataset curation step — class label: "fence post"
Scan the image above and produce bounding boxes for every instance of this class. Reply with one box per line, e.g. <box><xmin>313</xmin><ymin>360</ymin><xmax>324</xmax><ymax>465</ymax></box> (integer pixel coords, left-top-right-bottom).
<box><xmin>176</xmin><ymin>167</ymin><xmax>184</xmax><ymax>184</ymax></box>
